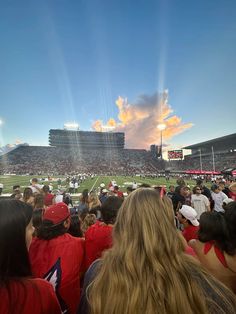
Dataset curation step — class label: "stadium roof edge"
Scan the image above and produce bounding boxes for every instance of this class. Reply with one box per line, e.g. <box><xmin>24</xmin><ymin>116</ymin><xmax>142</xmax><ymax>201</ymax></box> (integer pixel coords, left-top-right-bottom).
<box><xmin>183</xmin><ymin>133</ymin><xmax>236</xmax><ymax>149</ymax></box>
<box><xmin>49</xmin><ymin>128</ymin><xmax>124</xmax><ymax>134</ymax></box>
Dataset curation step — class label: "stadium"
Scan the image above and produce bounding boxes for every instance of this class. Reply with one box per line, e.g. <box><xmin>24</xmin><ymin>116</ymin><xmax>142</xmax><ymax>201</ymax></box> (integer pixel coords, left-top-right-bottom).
<box><xmin>182</xmin><ymin>133</ymin><xmax>236</xmax><ymax>175</ymax></box>
<box><xmin>0</xmin><ymin>129</ymin><xmax>236</xmax><ymax>178</ymax></box>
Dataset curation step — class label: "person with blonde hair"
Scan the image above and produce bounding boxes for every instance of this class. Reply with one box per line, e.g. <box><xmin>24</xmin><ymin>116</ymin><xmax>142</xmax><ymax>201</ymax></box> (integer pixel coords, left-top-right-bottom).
<box><xmin>88</xmin><ymin>191</ymin><xmax>101</xmax><ymax>210</ymax></box>
<box><xmin>78</xmin><ymin>188</ymin><xmax>236</xmax><ymax>314</ymax></box>
<box><xmin>229</xmin><ymin>182</ymin><xmax>236</xmax><ymax>201</ymax></box>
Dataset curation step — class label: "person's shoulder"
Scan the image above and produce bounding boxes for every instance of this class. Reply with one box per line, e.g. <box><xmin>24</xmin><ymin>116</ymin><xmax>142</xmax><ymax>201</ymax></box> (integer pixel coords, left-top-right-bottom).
<box><xmin>64</xmin><ymin>233</ymin><xmax>84</xmax><ymax>242</ymax></box>
<box><xmin>221</xmin><ymin>192</ymin><xmax>228</xmax><ymax>198</ymax></box>
<box><xmin>189</xmin><ymin>239</ymin><xmax>202</xmax><ymax>251</ymax></box>
<box><xmin>64</xmin><ymin>233</ymin><xmax>85</xmax><ymax>247</ymax></box>
<box><xmin>29</xmin><ymin>236</ymin><xmax>43</xmax><ymax>249</ymax></box>
<box><xmin>85</xmin><ymin>221</ymin><xmax>104</xmax><ymax>237</ymax></box>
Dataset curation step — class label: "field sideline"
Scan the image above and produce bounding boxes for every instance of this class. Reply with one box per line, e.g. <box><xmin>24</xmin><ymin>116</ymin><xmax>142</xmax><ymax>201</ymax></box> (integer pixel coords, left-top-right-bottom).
<box><xmin>0</xmin><ymin>174</ymin><xmax>198</xmax><ymax>195</ymax></box>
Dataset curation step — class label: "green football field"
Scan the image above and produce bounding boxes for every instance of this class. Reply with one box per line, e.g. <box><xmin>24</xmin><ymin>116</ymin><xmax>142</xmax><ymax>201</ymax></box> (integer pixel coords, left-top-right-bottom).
<box><xmin>0</xmin><ymin>174</ymin><xmax>198</xmax><ymax>195</ymax></box>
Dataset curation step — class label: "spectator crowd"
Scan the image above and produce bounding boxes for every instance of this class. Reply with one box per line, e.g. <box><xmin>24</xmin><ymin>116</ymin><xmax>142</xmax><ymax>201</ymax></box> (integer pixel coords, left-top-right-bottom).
<box><xmin>1</xmin><ymin>175</ymin><xmax>236</xmax><ymax>313</ymax></box>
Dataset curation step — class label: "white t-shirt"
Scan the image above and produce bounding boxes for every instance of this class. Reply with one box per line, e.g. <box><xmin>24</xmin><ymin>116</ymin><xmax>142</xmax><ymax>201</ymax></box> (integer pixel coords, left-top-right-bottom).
<box><xmin>191</xmin><ymin>194</ymin><xmax>210</xmax><ymax>219</ymax></box>
<box><xmin>55</xmin><ymin>194</ymin><xmax>63</xmax><ymax>203</ymax></box>
<box><xmin>30</xmin><ymin>184</ymin><xmax>43</xmax><ymax>193</ymax></box>
<box><xmin>211</xmin><ymin>191</ymin><xmax>228</xmax><ymax>212</ymax></box>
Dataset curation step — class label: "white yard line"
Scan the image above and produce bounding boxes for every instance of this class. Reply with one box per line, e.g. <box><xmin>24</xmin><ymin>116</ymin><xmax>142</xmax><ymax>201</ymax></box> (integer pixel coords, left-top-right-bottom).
<box><xmin>90</xmin><ymin>176</ymin><xmax>100</xmax><ymax>192</ymax></box>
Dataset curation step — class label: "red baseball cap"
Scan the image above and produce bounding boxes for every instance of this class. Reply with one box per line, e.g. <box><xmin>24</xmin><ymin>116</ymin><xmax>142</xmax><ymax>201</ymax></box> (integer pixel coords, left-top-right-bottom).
<box><xmin>43</xmin><ymin>202</ymin><xmax>70</xmax><ymax>224</ymax></box>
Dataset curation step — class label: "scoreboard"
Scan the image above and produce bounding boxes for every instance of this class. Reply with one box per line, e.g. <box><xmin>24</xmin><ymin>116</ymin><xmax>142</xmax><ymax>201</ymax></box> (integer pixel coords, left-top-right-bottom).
<box><xmin>168</xmin><ymin>150</ymin><xmax>183</xmax><ymax>159</ymax></box>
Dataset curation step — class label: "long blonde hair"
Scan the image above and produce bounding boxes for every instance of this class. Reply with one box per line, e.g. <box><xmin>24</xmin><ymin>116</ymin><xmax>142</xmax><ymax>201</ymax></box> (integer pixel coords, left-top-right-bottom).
<box><xmin>88</xmin><ymin>191</ymin><xmax>101</xmax><ymax>209</ymax></box>
<box><xmin>88</xmin><ymin>188</ymin><xmax>236</xmax><ymax>314</ymax></box>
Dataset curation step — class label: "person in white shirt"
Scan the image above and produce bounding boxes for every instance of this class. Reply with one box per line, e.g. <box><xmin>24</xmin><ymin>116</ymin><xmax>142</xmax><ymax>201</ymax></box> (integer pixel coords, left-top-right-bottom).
<box><xmin>211</xmin><ymin>184</ymin><xmax>228</xmax><ymax>213</ymax></box>
<box><xmin>191</xmin><ymin>186</ymin><xmax>210</xmax><ymax>219</ymax></box>
<box><xmin>29</xmin><ymin>178</ymin><xmax>43</xmax><ymax>194</ymax></box>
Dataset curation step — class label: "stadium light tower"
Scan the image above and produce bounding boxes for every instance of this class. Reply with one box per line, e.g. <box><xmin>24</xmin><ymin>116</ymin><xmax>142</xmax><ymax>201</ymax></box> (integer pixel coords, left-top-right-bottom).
<box><xmin>101</xmin><ymin>125</ymin><xmax>115</xmax><ymax>132</ymax></box>
<box><xmin>63</xmin><ymin>122</ymin><xmax>79</xmax><ymax>130</ymax></box>
<box><xmin>157</xmin><ymin>123</ymin><xmax>166</xmax><ymax>160</ymax></box>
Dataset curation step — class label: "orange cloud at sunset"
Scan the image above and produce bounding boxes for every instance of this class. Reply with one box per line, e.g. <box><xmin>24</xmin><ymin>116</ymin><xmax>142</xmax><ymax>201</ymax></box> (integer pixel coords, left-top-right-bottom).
<box><xmin>92</xmin><ymin>90</ymin><xmax>193</xmax><ymax>149</ymax></box>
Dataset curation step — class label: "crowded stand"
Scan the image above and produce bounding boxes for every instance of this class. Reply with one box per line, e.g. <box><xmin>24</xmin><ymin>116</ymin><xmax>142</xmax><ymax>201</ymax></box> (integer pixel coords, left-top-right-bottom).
<box><xmin>0</xmin><ymin>146</ymin><xmax>164</xmax><ymax>175</ymax></box>
<box><xmin>1</xmin><ymin>144</ymin><xmax>235</xmax><ymax>176</ymax></box>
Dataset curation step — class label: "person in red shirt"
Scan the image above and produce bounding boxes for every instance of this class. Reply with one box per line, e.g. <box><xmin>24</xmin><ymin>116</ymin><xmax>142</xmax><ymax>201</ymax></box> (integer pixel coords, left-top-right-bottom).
<box><xmin>29</xmin><ymin>202</ymin><xmax>85</xmax><ymax>314</ymax></box>
<box><xmin>85</xmin><ymin>196</ymin><xmax>123</xmax><ymax>270</ymax></box>
<box><xmin>177</xmin><ymin>205</ymin><xmax>199</xmax><ymax>243</ymax></box>
<box><xmin>0</xmin><ymin>199</ymin><xmax>61</xmax><ymax>314</ymax></box>
<box><xmin>113</xmin><ymin>185</ymin><xmax>124</xmax><ymax>199</ymax></box>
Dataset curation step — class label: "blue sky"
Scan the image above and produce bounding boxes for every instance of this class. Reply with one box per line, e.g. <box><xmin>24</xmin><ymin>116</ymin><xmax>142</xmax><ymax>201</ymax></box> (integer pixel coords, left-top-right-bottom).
<box><xmin>0</xmin><ymin>0</ymin><xmax>236</xmax><ymax>150</ymax></box>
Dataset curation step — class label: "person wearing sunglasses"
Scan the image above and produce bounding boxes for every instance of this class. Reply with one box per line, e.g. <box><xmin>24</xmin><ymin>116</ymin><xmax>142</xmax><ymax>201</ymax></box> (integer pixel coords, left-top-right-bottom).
<box><xmin>191</xmin><ymin>186</ymin><xmax>210</xmax><ymax>219</ymax></box>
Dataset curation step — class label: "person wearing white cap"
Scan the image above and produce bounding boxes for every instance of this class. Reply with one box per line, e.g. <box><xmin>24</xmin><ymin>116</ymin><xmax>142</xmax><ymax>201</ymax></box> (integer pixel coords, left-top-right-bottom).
<box><xmin>177</xmin><ymin>205</ymin><xmax>199</xmax><ymax>243</ymax></box>
<box><xmin>99</xmin><ymin>189</ymin><xmax>108</xmax><ymax>204</ymax></box>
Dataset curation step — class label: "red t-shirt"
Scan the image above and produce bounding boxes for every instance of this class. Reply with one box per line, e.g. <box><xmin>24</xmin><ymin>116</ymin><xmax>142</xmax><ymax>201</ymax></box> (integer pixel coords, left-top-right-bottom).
<box><xmin>0</xmin><ymin>278</ymin><xmax>61</xmax><ymax>314</ymax></box>
<box><xmin>114</xmin><ymin>190</ymin><xmax>124</xmax><ymax>198</ymax></box>
<box><xmin>85</xmin><ymin>221</ymin><xmax>113</xmax><ymax>270</ymax></box>
<box><xmin>182</xmin><ymin>225</ymin><xmax>199</xmax><ymax>243</ymax></box>
<box><xmin>44</xmin><ymin>193</ymin><xmax>54</xmax><ymax>206</ymax></box>
<box><xmin>29</xmin><ymin>233</ymin><xmax>85</xmax><ymax>314</ymax></box>
<box><xmin>229</xmin><ymin>191</ymin><xmax>236</xmax><ymax>201</ymax></box>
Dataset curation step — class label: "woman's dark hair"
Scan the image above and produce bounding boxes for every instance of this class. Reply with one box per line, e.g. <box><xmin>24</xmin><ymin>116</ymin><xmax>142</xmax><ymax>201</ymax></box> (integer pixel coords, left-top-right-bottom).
<box><xmin>36</xmin><ymin>219</ymin><xmax>68</xmax><ymax>240</ymax></box>
<box><xmin>198</xmin><ymin>212</ymin><xmax>229</xmax><ymax>252</ymax></box>
<box><xmin>0</xmin><ymin>200</ymin><xmax>33</xmax><ymax>283</ymax></box>
<box><xmin>23</xmin><ymin>187</ymin><xmax>33</xmax><ymax>202</ymax></box>
<box><xmin>63</xmin><ymin>193</ymin><xmax>73</xmax><ymax>206</ymax></box>
<box><xmin>81</xmin><ymin>189</ymin><xmax>89</xmax><ymax>203</ymax></box>
<box><xmin>32</xmin><ymin>209</ymin><xmax>43</xmax><ymax>236</ymax></box>
<box><xmin>224</xmin><ymin>202</ymin><xmax>236</xmax><ymax>255</ymax></box>
<box><xmin>34</xmin><ymin>193</ymin><xmax>44</xmax><ymax>209</ymax></box>
<box><xmin>179</xmin><ymin>213</ymin><xmax>193</xmax><ymax>226</ymax></box>
<box><xmin>42</xmin><ymin>185</ymin><xmax>50</xmax><ymax>193</ymax></box>
<box><xmin>100</xmin><ymin>196</ymin><xmax>123</xmax><ymax>224</ymax></box>
<box><xmin>89</xmin><ymin>205</ymin><xmax>101</xmax><ymax>218</ymax></box>
<box><xmin>13</xmin><ymin>185</ymin><xmax>20</xmax><ymax>191</ymax></box>
<box><xmin>68</xmin><ymin>214</ymin><xmax>83</xmax><ymax>237</ymax></box>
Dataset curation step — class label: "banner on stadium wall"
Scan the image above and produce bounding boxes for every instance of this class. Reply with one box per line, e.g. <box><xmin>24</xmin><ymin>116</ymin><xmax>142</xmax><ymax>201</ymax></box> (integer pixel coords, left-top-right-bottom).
<box><xmin>185</xmin><ymin>170</ymin><xmax>221</xmax><ymax>175</ymax></box>
<box><xmin>168</xmin><ymin>150</ymin><xmax>183</xmax><ymax>159</ymax></box>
